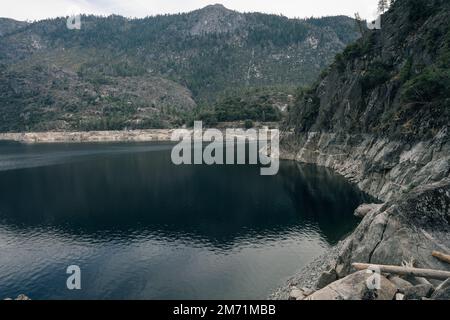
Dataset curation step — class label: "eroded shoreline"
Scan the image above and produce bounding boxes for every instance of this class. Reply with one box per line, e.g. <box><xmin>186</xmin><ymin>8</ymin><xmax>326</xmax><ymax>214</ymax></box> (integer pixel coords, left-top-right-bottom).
<box><xmin>0</xmin><ymin>130</ymin><xmax>175</xmax><ymax>144</ymax></box>
<box><xmin>273</xmin><ymin>131</ymin><xmax>450</xmax><ymax>300</ymax></box>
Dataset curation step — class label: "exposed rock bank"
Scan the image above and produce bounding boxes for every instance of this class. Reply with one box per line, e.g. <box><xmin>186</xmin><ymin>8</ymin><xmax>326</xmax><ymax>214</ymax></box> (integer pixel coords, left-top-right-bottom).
<box><xmin>0</xmin><ymin>129</ymin><xmax>175</xmax><ymax>143</ymax></box>
<box><xmin>274</xmin><ymin>131</ymin><xmax>450</xmax><ymax>300</ymax></box>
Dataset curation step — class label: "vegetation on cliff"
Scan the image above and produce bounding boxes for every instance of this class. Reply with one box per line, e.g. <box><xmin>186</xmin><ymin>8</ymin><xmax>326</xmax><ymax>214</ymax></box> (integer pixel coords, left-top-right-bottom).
<box><xmin>286</xmin><ymin>0</ymin><xmax>450</xmax><ymax>141</ymax></box>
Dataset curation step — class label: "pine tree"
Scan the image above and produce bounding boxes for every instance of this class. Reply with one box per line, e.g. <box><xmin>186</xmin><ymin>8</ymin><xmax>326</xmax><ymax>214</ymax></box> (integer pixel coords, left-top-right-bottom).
<box><xmin>378</xmin><ymin>0</ymin><xmax>390</xmax><ymax>13</ymax></box>
<box><xmin>354</xmin><ymin>13</ymin><xmax>364</xmax><ymax>35</ymax></box>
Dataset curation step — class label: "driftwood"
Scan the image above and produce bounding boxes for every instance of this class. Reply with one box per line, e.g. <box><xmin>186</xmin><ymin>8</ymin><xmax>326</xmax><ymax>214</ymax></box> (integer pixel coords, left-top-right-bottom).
<box><xmin>352</xmin><ymin>263</ymin><xmax>450</xmax><ymax>281</ymax></box>
<box><xmin>432</xmin><ymin>251</ymin><xmax>450</xmax><ymax>265</ymax></box>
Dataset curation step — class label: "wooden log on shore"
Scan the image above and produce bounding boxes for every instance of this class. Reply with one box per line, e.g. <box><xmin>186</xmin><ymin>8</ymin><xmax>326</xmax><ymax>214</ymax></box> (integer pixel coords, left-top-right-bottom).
<box><xmin>432</xmin><ymin>251</ymin><xmax>450</xmax><ymax>265</ymax></box>
<box><xmin>352</xmin><ymin>263</ymin><xmax>450</xmax><ymax>280</ymax></box>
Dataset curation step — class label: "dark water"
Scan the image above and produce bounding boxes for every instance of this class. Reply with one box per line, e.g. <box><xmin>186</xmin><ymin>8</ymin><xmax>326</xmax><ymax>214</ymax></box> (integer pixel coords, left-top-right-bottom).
<box><xmin>0</xmin><ymin>141</ymin><xmax>367</xmax><ymax>300</ymax></box>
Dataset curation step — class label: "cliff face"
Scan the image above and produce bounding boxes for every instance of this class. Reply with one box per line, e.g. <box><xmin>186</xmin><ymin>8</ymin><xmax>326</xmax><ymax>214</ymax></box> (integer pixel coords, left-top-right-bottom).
<box><xmin>282</xmin><ymin>130</ymin><xmax>449</xmax><ymax>202</ymax></box>
<box><xmin>281</xmin><ymin>0</ymin><xmax>450</xmax><ymax>287</ymax></box>
<box><xmin>286</xmin><ymin>0</ymin><xmax>450</xmax><ymax>141</ymax></box>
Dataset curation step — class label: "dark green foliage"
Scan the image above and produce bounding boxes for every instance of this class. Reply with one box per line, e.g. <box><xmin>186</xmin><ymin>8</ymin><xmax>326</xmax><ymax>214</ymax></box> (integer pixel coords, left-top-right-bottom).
<box><xmin>196</xmin><ymin>109</ymin><xmax>218</xmax><ymax>127</ymax></box>
<box><xmin>402</xmin><ymin>67</ymin><xmax>450</xmax><ymax>103</ymax></box>
<box><xmin>244</xmin><ymin>120</ymin><xmax>254</xmax><ymax>129</ymax></box>
<box><xmin>334</xmin><ymin>53</ymin><xmax>346</xmax><ymax>73</ymax></box>
<box><xmin>333</xmin><ymin>33</ymin><xmax>377</xmax><ymax>73</ymax></box>
<box><xmin>246</xmin><ymin>14</ymin><xmax>308</xmax><ymax>46</ymax></box>
<box><xmin>213</xmin><ymin>88</ymin><xmax>286</xmax><ymax>122</ymax></box>
<box><xmin>406</xmin><ymin>0</ymin><xmax>439</xmax><ymax>22</ymax></box>
<box><xmin>0</xmin><ymin>9</ymin><xmax>361</xmax><ymax>132</ymax></box>
<box><xmin>186</xmin><ymin>87</ymin><xmax>291</xmax><ymax>127</ymax></box>
<box><xmin>361</xmin><ymin>61</ymin><xmax>392</xmax><ymax>93</ymax></box>
<box><xmin>215</xmin><ymin>98</ymin><xmax>281</xmax><ymax>122</ymax></box>
<box><xmin>343</xmin><ymin>33</ymin><xmax>376</xmax><ymax>60</ymax></box>
<box><xmin>286</xmin><ymin>0</ymin><xmax>450</xmax><ymax>141</ymax></box>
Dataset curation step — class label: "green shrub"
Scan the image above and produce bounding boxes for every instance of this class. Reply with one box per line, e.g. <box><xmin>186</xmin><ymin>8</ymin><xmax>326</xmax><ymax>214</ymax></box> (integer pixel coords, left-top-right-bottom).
<box><xmin>197</xmin><ymin>109</ymin><xmax>218</xmax><ymax>127</ymax></box>
<box><xmin>334</xmin><ymin>53</ymin><xmax>346</xmax><ymax>73</ymax></box>
<box><xmin>402</xmin><ymin>67</ymin><xmax>450</xmax><ymax>102</ymax></box>
<box><xmin>244</xmin><ymin>120</ymin><xmax>254</xmax><ymax>129</ymax></box>
<box><xmin>361</xmin><ymin>62</ymin><xmax>392</xmax><ymax>93</ymax></box>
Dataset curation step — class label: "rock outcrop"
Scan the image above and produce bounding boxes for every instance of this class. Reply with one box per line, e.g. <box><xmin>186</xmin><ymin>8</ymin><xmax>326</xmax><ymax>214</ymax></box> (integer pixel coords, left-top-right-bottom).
<box><xmin>4</xmin><ymin>294</ymin><xmax>31</xmax><ymax>300</ymax></box>
<box><xmin>281</xmin><ymin>131</ymin><xmax>449</xmax><ymax>202</ymax></box>
<box><xmin>306</xmin><ymin>271</ymin><xmax>397</xmax><ymax>300</ymax></box>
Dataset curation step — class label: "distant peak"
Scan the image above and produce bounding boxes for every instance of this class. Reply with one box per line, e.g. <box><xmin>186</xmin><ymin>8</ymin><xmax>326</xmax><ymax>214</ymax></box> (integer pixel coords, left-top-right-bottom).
<box><xmin>204</xmin><ymin>4</ymin><xmax>227</xmax><ymax>9</ymax></box>
<box><xmin>198</xmin><ymin>4</ymin><xmax>233</xmax><ymax>13</ymax></box>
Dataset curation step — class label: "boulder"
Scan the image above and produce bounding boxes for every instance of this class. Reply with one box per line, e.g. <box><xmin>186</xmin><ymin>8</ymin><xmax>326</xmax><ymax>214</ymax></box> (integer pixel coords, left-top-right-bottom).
<box><xmin>395</xmin><ymin>293</ymin><xmax>405</xmax><ymax>300</ymax></box>
<box><xmin>306</xmin><ymin>271</ymin><xmax>397</xmax><ymax>300</ymax></box>
<box><xmin>334</xmin><ymin>179</ymin><xmax>450</xmax><ymax>279</ymax></box>
<box><xmin>404</xmin><ymin>284</ymin><xmax>435</xmax><ymax>300</ymax></box>
<box><xmin>388</xmin><ymin>276</ymin><xmax>414</xmax><ymax>292</ymax></box>
<box><xmin>316</xmin><ymin>269</ymin><xmax>338</xmax><ymax>289</ymax></box>
<box><xmin>301</xmin><ymin>287</ymin><xmax>315</xmax><ymax>296</ymax></box>
<box><xmin>354</xmin><ymin>203</ymin><xmax>383</xmax><ymax>218</ymax></box>
<box><xmin>431</xmin><ymin>279</ymin><xmax>450</xmax><ymax>300</ymax></box>
<box><xmin>289</xmin><ymin>287</ymin><xmax>305</xmax><ymax>300</ymax></box>
<box><xmin>289</xmin><ymin>286</ymin><xmax>315</xmax><ymax>300</ymax></box>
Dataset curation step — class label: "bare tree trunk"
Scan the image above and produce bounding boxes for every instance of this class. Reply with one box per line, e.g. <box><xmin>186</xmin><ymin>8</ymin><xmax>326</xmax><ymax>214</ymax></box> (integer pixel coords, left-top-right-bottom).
<box><xmin>353</xmin><ymin>263</ymin><xmax>450</xmax><ymax>280</ymax></box>
<box><xmin>432</xmin><ymin>251</ymin><xmax>450</xmax><ymax>265</ymax></box>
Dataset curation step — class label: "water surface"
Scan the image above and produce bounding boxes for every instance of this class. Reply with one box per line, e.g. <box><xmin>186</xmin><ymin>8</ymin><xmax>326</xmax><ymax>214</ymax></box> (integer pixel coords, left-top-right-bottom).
<box><xmin>0</xmin><ymin>142</ymin><xmax>367</xmax><ymax>299</ymax></box>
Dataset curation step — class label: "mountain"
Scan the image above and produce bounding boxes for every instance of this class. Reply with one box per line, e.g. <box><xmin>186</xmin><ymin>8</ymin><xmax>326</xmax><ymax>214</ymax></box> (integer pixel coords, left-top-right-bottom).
<box><xmin>0</xmin><ymin>6</ymin><xmax>361</xmax><ymax>132</ymax></box>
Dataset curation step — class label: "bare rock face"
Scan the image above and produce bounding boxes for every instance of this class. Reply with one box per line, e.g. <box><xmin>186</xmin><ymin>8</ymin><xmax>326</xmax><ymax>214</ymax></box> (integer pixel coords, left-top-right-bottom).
<box><xmin>316</xmin><ymin>269</ymin><xmax>338</xmax><ymax>289</ymax></box>
<box><xmin>306</xmin><ymin>271</ymin><xmax>397</xmax><ymax>300</ymax></box>
<box><xmin>335</xmin><ymin>179</ymin><xmax>450</xmax><ymax>279</ymax></box>
<box><xmin>189</xmin><ymin>4</ymin><xmax>246</xmax><ymax>36</ymax></box>
<box><xmin>281</xmin><ymin>130</ymin><xmax>450</xmax><ymax>202</ymax></box>
<box><xmin>354</xmin><ymin>203</ymin><xmax>383</xmax><ymax>218</ymax></box>
<box><xmin>289</xmin><ymin>286</ymin><xmax>315</xmax><ymax>300</ymax></box>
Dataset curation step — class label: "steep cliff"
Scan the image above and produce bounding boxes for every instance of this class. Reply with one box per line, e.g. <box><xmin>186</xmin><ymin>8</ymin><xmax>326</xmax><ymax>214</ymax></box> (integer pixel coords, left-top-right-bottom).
<box><xmin>281</xmin><ymin>0</ymin><xmax>450</xmax><ymax>291</ymax></box>
<box><xmin>285</xmin><ymin>0</ymin><xmax>450</xmax><ymax>141</ymax></box>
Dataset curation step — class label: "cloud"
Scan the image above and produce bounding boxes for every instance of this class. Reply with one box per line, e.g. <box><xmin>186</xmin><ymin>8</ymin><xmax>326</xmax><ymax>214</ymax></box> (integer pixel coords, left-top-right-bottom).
<box><xmin>0</xmin><ymin>0</ymin><xmax>380</xmax><ymax>22</ymax></box>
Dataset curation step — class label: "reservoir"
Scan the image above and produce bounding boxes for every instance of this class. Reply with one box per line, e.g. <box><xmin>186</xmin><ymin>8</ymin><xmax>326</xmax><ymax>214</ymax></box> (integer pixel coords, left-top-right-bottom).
<box><xmin>0</xmin><ymin>142</ymin><xmax>367</xmax><ymax>299</ymax></box>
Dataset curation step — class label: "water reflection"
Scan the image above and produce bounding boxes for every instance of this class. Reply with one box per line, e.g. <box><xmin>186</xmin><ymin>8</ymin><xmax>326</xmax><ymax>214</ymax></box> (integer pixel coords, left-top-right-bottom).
<box><xmin>0</xmin><ymin>142</ymin><xmax>367</xmax><ymax>299</ymax></box>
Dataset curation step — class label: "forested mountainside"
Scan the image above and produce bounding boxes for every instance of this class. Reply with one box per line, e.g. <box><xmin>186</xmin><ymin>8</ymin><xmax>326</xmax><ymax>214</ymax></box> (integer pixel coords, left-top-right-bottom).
<box><xmin>0</xmin><ymin>4</ymin><xmax>360</xmax><ymax>132</ymax></box>
<box><xmin>0</xmin><ymin>18</ymin><xmax>28</xmax><ymax>37</ymax></box>
<box><xmin>286</xmin><ymin>0</ymin><xmax>450</xmax><ymax>141</ymax></box>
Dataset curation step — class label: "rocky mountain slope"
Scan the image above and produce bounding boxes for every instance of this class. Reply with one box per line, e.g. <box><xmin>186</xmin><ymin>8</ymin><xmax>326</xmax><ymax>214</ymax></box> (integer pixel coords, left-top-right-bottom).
<box><xmin>0</xmin><ymin>18</ymin><xmax>27</xmax><ymax>37</ymax></box>
<box><xmin>280</xmin><ymin>0</ymin><xmax>450</xmax><ymax>298</ymax></box>
<box><xmin>0</xmin><ymin>5</ymin><xmax>360</xmax><ymax>132</ymax></box>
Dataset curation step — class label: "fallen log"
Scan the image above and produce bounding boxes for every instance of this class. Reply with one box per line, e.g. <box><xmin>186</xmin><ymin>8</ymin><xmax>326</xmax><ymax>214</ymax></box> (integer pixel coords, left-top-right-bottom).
<box><xmin>432</xmin><ymin>251</ymin><xmax>450</xmax><ymax>265</ymax></box>
<box><xmin>352</xmin><ymin>263</ymin><xmax>450</xmax><ymax>281</ymax></box>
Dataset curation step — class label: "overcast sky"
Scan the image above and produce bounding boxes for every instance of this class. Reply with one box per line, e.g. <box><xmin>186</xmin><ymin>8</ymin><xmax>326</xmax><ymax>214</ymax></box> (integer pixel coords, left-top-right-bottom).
<box><xmin>0</xmin><ymin>0</ymin><xmax>380</xmax><ymax>22</ymax></box>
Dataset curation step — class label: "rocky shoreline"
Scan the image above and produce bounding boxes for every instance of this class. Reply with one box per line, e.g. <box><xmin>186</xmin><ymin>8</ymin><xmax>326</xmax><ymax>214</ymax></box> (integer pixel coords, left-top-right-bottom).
<box><xmin>272</xmin><ymin>130</ymin><xmax>450</xmax><ymax>300</ymax></box>
<box><xmin>0</xmin><ymin>129</ymin><xmax>176</xmax><ymax>144</ymax></box>
<box><xmin>1</xmin><ymin>129</ymin><xmax>448</xmax><ymax>300</ymax></box>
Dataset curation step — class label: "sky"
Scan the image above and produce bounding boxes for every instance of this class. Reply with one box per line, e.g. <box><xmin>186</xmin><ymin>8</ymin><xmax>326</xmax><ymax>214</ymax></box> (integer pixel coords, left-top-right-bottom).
<box><xmin>0</xmin><ymin>0</ymin><xmax>380</xmax><ymax>22</ymax></box>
